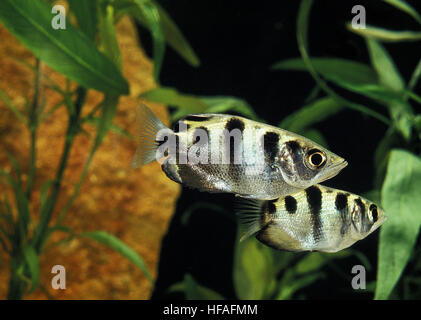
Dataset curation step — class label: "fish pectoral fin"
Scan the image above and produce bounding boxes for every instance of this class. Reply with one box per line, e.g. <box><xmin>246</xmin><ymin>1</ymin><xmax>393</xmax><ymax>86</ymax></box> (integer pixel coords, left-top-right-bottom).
<box><xmin>234</xmin><ymin>198</ymin><xmax>266</xmax><ymax>241</ymax></box>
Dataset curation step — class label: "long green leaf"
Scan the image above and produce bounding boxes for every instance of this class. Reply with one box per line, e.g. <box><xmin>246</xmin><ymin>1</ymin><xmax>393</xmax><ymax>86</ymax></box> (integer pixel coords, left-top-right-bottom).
<box><xmin>0</xmin><ymin>87</ymin><xmax>26</xmax><ymax>123</ymax></box>
<box><xmin>366</xmin><ymin>38</ymin><xmax>412</xmax><ymax>139</ymax></box>
<box><xmin>184</xmin><ymin>274</ymin><xmax>225</xmax><ymax>300</ymax></box>
<box><xmin>23</xmin><ymin>245</ymin><xmax>40</xmax><ymax>294</ymax></box>
<box><xmin>376</xmin><ymin>149</ymin><xmax>421</xmax><ymax>299</ymax></box>
<box><xmin>115</xmin><ymin>0</ymin><xmax>199</xmax><ymax>67</ymax></box>
<box><xmin>133</xmin><ymin>0</ymin><xmax>165</xmax><ymax>81</ymax></box>
<box><xmin>80</xmin><ymin>230</ymin><xmax>153</xmax><ymax>283</ymax></box>
<box><xmin>0</xmin><ymin>0</ymin><xmax>129</xmax><ymax>95</ymax></box>
<box><xmin>68</xmin><ymin>0</ymin><xmax>98</xmax><ymax>40</ymax></box>
<box><xmin>233</xmin><ymin>235</ymin><xmax>275</xmax><ymax>300</ymax></box>
<box><xmin>98</xmin><ymin>1</ymin><xmax>122</xmax><ymax>69</ymax></box>
<box><xmin>272</xmin><ymin>58</ymin><xmax>378</xmax><ymax>85</ymax></box>
<box><xmin>141</xmin><ymin>87</ymin><xmax>207</xmax><ymax>116</ymax></box>
<box><xmin>383</xmin><ymin>0</ymin><xmax>421</xmax><ymax>25</ymax></box>
<box><xmin>279</xmin><ymin>97</ymin><xmax>343</xmax><ymax>132</ymax></box>
<box><xmin>295</xmin><ymin>0</ymin><xmax>391</xmax><ymax>126</ymax></box>
<box><xmin>199</xmin><ymin>96</ymin><xmax>260</xmax><ymax>121</ymax></box>
<box><xmin>348</xmin><ymin>25</ymin><xmax>421</xmax><ymax>42</ymax></box>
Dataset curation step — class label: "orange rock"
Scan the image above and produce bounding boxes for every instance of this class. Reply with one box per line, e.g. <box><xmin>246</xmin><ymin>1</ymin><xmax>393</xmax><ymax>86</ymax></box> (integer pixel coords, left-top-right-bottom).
<box><xmin>0</xmin><ymin>15</ymin><xmax>180</xmax><ymax>299</ymax></box>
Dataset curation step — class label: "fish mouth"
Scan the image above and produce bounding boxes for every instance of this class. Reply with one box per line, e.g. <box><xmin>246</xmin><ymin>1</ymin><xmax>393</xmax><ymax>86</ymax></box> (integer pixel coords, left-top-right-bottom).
<box><xmin>322</xmin><ymin>159</ymin><xmax>348</xmax><ymax>181</ymax></box>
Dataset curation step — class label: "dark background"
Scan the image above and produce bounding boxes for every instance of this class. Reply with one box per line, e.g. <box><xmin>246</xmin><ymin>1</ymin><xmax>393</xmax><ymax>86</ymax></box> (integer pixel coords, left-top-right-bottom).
<box><xmin>138</xmin><ymin>0</ymin><xmax>421</xmax><ymax>299</ymax></box>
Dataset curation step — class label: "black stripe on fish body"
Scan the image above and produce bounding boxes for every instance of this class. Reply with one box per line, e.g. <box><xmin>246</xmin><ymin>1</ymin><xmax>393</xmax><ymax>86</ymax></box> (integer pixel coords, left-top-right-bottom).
<box><xmin>305</xmin><ymin>185</ymin><xmax>323</xmax><ymax>243</ymax></box>
<box><xmin>355</xmin><ymin>197</ymin><xmax>372</xmax><ymax>232</ymax></box>
<box><xmin>284</xmin><ymin>196</ymin><xmax>297</xmax><ymax>214</ymax></box>
<box><xmin>183</xmin><ymin>115</ymin><xmax>214</xmax><ymax>122</ymax></box>
<box><xmin>369</xmin><ymin>204</ymin><xmax>378</xmax><ymax>223</ymax></box>
<box><xmin>263</xmin><ymin>132</ymin><xmax>280</xmax><ymax>163</ymax></box>
<box><xmin>224</xmin><ymin>118</ymin><xmax>245</xmax><ymax>182</ymax></box>
<box><xmin>172</xmin><ymin>121</ymin><xmax>190</xmax><ymax>133</ymax></box>
<box><xmin>335</xmin><ymin>192</ymin><xmax>350</xmax><ymax>236</ymax></box>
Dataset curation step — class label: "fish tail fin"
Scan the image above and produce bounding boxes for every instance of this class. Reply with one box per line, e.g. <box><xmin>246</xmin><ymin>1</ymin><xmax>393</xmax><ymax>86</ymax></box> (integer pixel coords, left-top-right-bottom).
<box><xmin>131</xmin><ymin>104</ymin><xmax>169</xmax><ymax>168</ymax></box>
<box><xmin>234</xmin><ymin>198</ymin><xmax>266</xmax><ymax>241</ymax></box>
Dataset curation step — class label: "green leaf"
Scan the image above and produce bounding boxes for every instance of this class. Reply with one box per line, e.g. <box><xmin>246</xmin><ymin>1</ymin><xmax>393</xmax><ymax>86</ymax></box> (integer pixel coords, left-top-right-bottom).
<box><xmin>366</xmin><ymin>39</ymin><xmax>405</xmax><ymax>91</ymax></box>
<box><xmin>141</xmin><ymin>87</ymin><xmax>207</xmax><ymax>117</ymax></box>
<box><xmin>68</xmin><ymin>0</ymin><xmax>98</xmax><ymax>40</ymax></box>
<box><xmin>98</xmin><ymin>1</ymin><xmax>122</xmax><ymax>69</ymax></box>
<box><xmin>279</xmin><ymin>97</ymin><xmax>343</xmax><ymax>132</ymax></box>
<box><xmin>272</xmin><ymin>58</ymin><xmax>378</xmax><ymax>85</ymax></box>
<box><xmin>115</xmin><ymin>0</ymin><xmax>199</xmax><ymax>67</ymax></box>
<box><xmin>0</xmin><ymin>170</ymin><xmax>30</xmax><ymax>246</ymax></box>
<box><xmin>133</xmin><ymin>0</ymin><xmax>165</xmax><ymax>81</ymax></box>
<box><xmin>0</xmin><ymin>87</ymin><xmax>26</xmax><ymax>123</ymax></box>
<box><xmin>233</xmin><ymin>236</ymin><xmax>274</xmax><ymax>299</ymax></box>
<box><xmin>0</xmin><ymin>0</ymin><xmax>129</xmax><ymax>95</ymax></box>
<box><xmin>155</xmin><ymin>3</ymin><xmax>200</xmax><ymax>67</ymax></box>
<box><xmin>277</xmin><ymin>272</ymin><xmax>324</xmax><ymax>300</ymax></box>
<box><xmin>366</xmin><ymin>38</ymin><xmax>412</xmax><ymax>140</ymax></box>
<box><xmin>183</xmin><ymin>274</ymin><xmax>225</xmax><ymax>300</ymax></box>
<box><xmin>199</xmin><ymin>96</ymin><xmax>260</xmax><ymax>121</ymax></box>
<box><xmin>348</xmin><ymin>25</ymin><xmax>421</xmax><ymax>42</ymax></box>
<box><xmin>80</xmin><ymin>230</ymin><xmax>153</xmax><ymax>283</ymax></box>
<box><xmin>383</xmin><ymin>0</ymin><xmax>421</xmax><ymax>25</ymax></box>
<box><xmin>376</xmin><ymin>149</ymin><xmax>421</xmax><ymax>299</ymax></box>
<box><xmin>23</xmin><ymin>245</ymin><xmax>40</xmax><ymax>294</ymax></box>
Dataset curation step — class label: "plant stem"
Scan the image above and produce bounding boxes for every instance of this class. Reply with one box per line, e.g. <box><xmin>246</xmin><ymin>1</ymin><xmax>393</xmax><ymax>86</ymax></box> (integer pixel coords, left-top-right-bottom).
<box><xmin>26</xmin><ymin>59</ymin><xmax>40</xmax><ymax>200</ymax></box>
<box><xmin>31</xmin><ymin>86</ymin><xmax>86</xmax><ymax>254</ymax></box>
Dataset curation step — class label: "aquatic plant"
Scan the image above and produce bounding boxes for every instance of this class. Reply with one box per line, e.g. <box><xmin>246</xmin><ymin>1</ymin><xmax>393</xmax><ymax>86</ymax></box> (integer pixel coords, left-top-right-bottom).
<box><xmin>0</xmin><ymin>0</ymin><xmax>197</xmax><ymax>299</ymax></box>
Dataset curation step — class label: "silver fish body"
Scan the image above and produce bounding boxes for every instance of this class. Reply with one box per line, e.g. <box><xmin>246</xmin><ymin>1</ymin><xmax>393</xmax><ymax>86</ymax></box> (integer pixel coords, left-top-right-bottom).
<box><xmin>237</xmin><ymin>185</ymin><xmax>386</xmax><ymax>252</ymax></box>
<box><xmin>132</xmin><ymin>104</ymin><xmax>347</xmax><ymax>200</ymax></box>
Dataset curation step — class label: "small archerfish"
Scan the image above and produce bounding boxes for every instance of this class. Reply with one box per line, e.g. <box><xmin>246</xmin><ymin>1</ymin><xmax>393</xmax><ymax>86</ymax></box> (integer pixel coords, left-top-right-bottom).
<box><xmin>236</xmin><ymin>185</ymin><xmax>386</xmax><ymax>252</ymax></box>
<box><xmin>131</xmin><ymin>104</ymin><xmax>348</xmax><ymax>200</ymax></box>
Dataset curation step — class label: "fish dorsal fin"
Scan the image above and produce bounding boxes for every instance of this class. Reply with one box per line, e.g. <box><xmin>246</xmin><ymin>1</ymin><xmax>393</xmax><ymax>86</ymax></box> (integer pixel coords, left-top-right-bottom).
<box><xmin>131</xmin><ymin>104</ymin><xmax>169</xmax><ymax>168</ymax></box>
<box><xmin>235</xmin><ymin>198</ymin><xmax>266</xmax><ymax>241</ymax></box>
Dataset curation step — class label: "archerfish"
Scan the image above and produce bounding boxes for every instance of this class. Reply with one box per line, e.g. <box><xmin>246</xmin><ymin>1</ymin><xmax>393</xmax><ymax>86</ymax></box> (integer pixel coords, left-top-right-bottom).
<box><xmin>131</xmin><ymin>104</ymin><xmax>348</xmax><ymax>200</ymax></box>
<box><xmin>236</xmin><ymin>184</ymin><xmax>386</xmax><ymax>252</ymax></box>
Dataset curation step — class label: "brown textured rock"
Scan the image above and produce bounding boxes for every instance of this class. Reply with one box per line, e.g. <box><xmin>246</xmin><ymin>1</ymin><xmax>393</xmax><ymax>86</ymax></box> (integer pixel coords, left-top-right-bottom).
<box><xmin>0</xmin><ymin>15</ymin><xmax>180</xmax><ymax>299</ymax></box>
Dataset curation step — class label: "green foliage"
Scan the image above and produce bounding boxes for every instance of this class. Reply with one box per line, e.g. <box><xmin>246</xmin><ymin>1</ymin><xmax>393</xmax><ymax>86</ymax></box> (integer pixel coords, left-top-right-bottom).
<box><xmin>0</xmin><ymin>0</ymin><xmax>198</xmax><ymax>299</ymax></box>
<box><xmin>80</xmin><ymin>231</ymin><xmax>153</xmax><ymax>283</ymax></box>
<box><xmin>0</xmin><ymin>0</ymin><xmax>129</xmax><ymax>95</ymax></box>
<box><xmin>271</xmin><ymin>0</ymin><xmax>421</xmax><ymax>300</ymax></box>
<box><xmin>169</xmin><ymin>274</ymin><xmax>226</xmax><ymax>300</ymax></box>
<box><xmin>376</xmin><ymin>150</ymin><xmax>421</xmax><ymax>299</ymax></box>
<box><xmin>141</xmin><ymin>87</ymin><xmax>259</xmax><ymax>121</ymax></box>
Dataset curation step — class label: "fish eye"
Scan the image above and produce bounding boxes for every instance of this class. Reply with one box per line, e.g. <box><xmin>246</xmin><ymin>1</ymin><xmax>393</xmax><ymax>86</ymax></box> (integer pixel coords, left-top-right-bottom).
<box><xmin>369</xmin><ymin>204</ymin><xmax>378</xmax><ymax>223</ymax></box>
<box><xmin>306</xmin><ymin>149</ymin><xmax>326</xmax><ymax>168</ymax></box>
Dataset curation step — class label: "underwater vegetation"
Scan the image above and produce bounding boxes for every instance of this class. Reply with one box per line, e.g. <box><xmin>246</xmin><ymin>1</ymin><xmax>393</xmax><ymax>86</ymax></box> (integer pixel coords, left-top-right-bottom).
<box><xmin>0</xmin><ymin>0</ymin><xmax>420</xmax><ymax>300</ymax></box>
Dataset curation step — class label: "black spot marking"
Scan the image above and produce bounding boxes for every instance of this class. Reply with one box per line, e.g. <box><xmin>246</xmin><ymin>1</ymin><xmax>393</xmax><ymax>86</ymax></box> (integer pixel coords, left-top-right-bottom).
<box><xmin>284</xmin><ymin>196</ymin><xmax>297</xmax><ymax>214</ymax></box>
<box><xmin>355</xmin><ymin>198</ymin><xmax>365</xmax><ymax>219</ymax></box>
<box><xmin>305</xmin><ymin>186</ymin><xmax>323</xmax><ymax>242</ymax></box>
<box><xmin>172</xmin><ymin>121</ymin><xmax>189</xmax><ymax>133</ymax></box>
<box><xmin>286</xmin><ymin>140</ymin><xmax>300</xmax><ymax>153</ymax></box>
<box><xmin>263</xmin><ymin>132</ymin><xmax>280</xmax><ymax>163</ymax></box>
<box><xmin>225</xmin><ymin>117</ymin><xmax>245</xmax><ymax>132</ymax></box>
<box><xmin>183</xmin><ymin>115</ymin><xmax>213</xmax><ymax>122</ymax></box>
<box><xmin>370</xmin><ymin>204</ymin><xmax>378</xmax><ymax>223</ymax></box>
<box><xmin>335</xmin><ymin>193</ymin><xmax>349</xmax><ymax>236</ymax></box>
<box><xmin>335</xmin><ymin>193</ymin><xmax>348</xmax><ymax>211</ymax></box>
